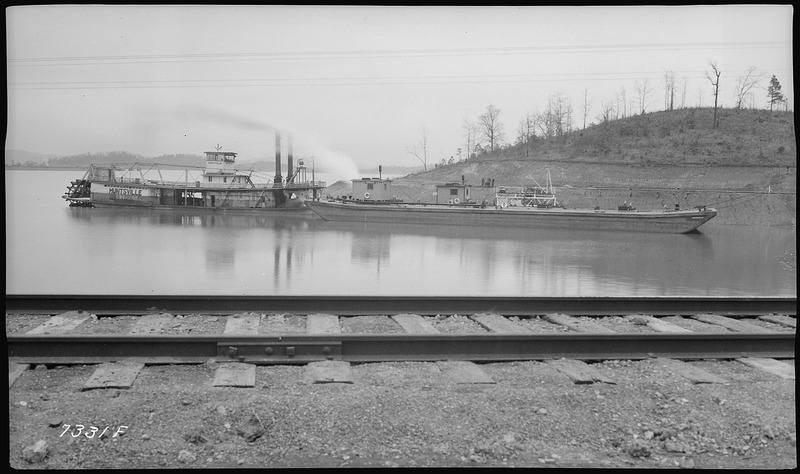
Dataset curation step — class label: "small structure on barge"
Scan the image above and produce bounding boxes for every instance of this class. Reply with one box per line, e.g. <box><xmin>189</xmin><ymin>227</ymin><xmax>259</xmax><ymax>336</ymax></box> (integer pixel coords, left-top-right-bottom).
<box><xmin>63</xmin><ymin>133</ymin><xmax>325</xmax><ymax>211</ymax></box>
<box><xmin>351</xmin><ymin>177</ymin><xmax>394</xmax><ymax>202</ymax></box>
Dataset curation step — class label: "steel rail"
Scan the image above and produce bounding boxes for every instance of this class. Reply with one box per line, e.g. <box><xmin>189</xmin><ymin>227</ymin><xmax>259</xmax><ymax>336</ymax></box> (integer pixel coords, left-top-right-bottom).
<box><xmin>7</xmin><ymin>332</ymin><xmax>795</xmax><ymax>365</ymax></box>
<box><xmin>4</xmin><ymin>295</ymin><xmax>797</xmax><ymax>316</ymax></box>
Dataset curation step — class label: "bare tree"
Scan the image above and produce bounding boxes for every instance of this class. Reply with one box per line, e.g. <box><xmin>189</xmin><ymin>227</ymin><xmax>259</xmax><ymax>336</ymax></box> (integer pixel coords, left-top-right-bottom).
<box><xmin>462</xmin><ymin>119</ymin><xmax>479</xmax><ymax>160</ymax></box>
<box><xmin>706</xmin><ymin>61</ymin><xmax>721</xmax><ymax>127</ymax></box>
<box><xmin>664</xmin><ymin>70</ymin><xmax>676</xmax><ymax>111</ymax></box>
<box><xmin>478</xmin><ymin>104</ymin><xmax>504</xmax><ymax>152</ymax></box>
<box><xmin>405</xmin><ymin>126</ymin><xmax>429</xmax><ymax>171</ymax></box>
<box><xmin>616</xmin><ymin>86</ymin><xmax>627</xmax><ymax>118</ymax></box>
<box><xmin>538</xmin><ymin>92</ymin><xmax>573</xmax><ymax>141</ymax></box>
<box><xmin>635</xmin><ymin>78</ymin><xmax>654</xmax><ymax>114</ymax></box>
<box><xmin>681</xmin><ymin>76</ymin><xmax>689</xmax><ymax>108</ymax></box>
<box><xmin>582</xmin><ymin>88</ymin><xmax>591</xmax><ymax>129</ymax></box>
<box><xmin>734</xmin><ymin>67</ymin><xmax>763</xmax><ymax>109</ymax></box>
<box><xmin>597</xmin><ymin>100</ymin><xmax>615</xmax><ymax>124</ymax></box>
<box><xmin>516</xmin><ymin>112</ymin><xmax>536</xmax><ymax>157</ymax></box>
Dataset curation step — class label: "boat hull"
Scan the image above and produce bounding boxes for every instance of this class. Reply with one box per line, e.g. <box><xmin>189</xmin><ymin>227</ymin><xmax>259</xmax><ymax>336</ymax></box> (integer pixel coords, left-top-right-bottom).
<box><xmin>65</xmin><ymin>180</ymin><xmax>320</xmax><ymax>211</ymax></box>
<box><xmin>305</xmin><ymin>200</ymin><xmax>717</xmax><ymax>234</ymax></box>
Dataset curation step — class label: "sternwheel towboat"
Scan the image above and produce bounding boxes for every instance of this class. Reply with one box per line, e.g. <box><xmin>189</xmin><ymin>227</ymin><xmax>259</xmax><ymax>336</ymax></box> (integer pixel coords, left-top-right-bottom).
<box><xmin>63</xmin><ymin>133</ymin><xmax>325</xmax><ymax>211</ymax></box>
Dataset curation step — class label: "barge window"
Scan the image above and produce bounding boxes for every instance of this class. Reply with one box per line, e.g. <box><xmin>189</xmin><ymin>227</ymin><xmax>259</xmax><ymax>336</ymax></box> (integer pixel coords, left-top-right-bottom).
<box><xmin>367</xmin><ymin>183</ymin><xmax>374</xmax><ymax>190</ymax></box>
<box><xmin>450</xmin><ymin>189</ymin><xmax>458</xmax><ymax>195</ymax></box>
<box><xmin>208</xmin><ymin>177</ymin><xmax>212</xmax><ymax>182</ymax></box>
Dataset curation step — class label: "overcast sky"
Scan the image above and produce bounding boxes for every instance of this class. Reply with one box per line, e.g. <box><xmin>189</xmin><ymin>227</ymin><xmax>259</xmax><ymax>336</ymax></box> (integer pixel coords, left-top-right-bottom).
<box><xmin>6</xmin><ymin>5</ymin><xmax>794</xmax><ymax>180</ymax></box>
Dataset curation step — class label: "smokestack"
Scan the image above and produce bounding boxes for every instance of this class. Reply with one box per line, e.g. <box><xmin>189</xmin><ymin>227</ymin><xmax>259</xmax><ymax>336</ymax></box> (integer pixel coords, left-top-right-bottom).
<box><xmin>287</xmin><ymin>133</ymin><xmax>294</xmax><ymax>184</ymax></box>
<box><xmin>274</xmin><ymin>132</ymin><xmax>282</xmax><ymax>186</ymax></box>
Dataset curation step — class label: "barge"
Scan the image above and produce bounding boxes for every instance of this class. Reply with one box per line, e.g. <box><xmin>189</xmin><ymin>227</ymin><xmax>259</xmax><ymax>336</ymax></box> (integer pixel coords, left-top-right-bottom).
<box><xmin>63</xmin><ymin>133</ymin><xmax>325</xmax><ymax>211</ymax></box>
<box><xmin>305</xmin><ymin>173</ymin><xmax>717</xmax><ymax>234</ymax></box>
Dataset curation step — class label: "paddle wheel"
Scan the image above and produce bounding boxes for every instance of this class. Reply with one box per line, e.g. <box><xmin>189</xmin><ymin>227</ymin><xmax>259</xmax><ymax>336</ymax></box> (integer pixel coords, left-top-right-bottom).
<box><xmin>63</xmin><ymin>177</ymin><xmax>93</xmax><ymax>207</ymax></box>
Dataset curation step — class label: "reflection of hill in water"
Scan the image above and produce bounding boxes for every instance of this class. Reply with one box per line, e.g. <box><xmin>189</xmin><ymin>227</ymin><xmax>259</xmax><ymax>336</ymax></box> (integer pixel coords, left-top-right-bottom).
<box><xmin>67</xmin><ymin>207</ymin><xmax>325</xmax><ymax>231</ymax></box>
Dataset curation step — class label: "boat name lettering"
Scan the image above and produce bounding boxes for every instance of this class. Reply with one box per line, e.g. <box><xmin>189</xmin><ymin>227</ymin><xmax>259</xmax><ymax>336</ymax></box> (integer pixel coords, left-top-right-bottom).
<box><xmin>109</xmin><ymin>187</ymin><xmax>143</xmax><ymax>196</ymax></box>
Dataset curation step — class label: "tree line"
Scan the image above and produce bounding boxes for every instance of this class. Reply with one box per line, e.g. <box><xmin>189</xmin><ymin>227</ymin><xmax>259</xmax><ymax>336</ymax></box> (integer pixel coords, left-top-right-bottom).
<box><xmin>407</xmin><ymin>64</ymin><xmax>790</xmax><ymax>170</ymax></box>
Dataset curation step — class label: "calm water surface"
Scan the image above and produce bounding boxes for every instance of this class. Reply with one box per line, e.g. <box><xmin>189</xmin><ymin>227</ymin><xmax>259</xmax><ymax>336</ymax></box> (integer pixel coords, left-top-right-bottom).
<box><xmin>6</xmin><ymin>170</ymin><xmax>796</xmax><ymax>296</ymax></box>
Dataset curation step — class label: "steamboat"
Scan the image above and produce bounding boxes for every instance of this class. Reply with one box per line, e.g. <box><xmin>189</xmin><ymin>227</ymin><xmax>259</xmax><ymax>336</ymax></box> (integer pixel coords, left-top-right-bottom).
<box><xmin>62</xmin><ymin>133</ymin><xmax>325</xmax><ymax>211</ymax></box>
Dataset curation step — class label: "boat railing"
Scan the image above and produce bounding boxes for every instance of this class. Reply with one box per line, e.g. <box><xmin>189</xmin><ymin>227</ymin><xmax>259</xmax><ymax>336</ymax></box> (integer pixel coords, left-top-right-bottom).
<box><xmin>115</xmin><ymin>176</ymin><xmax>149</xmax><ymax>184</ymax></box>
<box><xmin>108</xmin><ymin>176</ymin><xmax>327</xmax><ymax>189</ymax></box>
<box><xmin>286</xmin><ymin>180</ymin><xmax>326</xmax><ymax>188</ymax></box>
<box><xmin>496</xmin><ymin>186</ymin><xmax>555</xmax><ymax>197</ymax></box>
<box><xmin>495</xmin><ymin>185</ymin><xmax>558</xmax><ymax>208</ymax></box>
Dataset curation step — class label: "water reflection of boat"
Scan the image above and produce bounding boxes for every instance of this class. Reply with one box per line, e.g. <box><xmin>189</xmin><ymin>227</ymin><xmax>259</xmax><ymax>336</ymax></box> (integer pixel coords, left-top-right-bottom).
<box><xmin>67</xmin><ymin>206</ymin><xmax>325</xmax><ymax>231</ymax></box>
<box><xmin>321</xmin><ymin>214</ymin><xmax>716</xmax><ymax>296</ymax></box>
<box><xmin>62</xmin><ymin>132</ymin><xmax>325</xmax><ymax>212</ymax></box>
<box><xmin>319</xmin><ymin>218</ymin><xmax>713</xmax><ymax>249</ymax></box>
<box><xmin>307</xmin><ymin>172</ymin><xmax>717</xmax><ymax>234</ymax></box>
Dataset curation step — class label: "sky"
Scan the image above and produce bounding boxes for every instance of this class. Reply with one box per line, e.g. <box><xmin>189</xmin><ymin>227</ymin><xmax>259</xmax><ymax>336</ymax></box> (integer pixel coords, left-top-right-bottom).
<box><xmin>5</xmin><ymin>5</ymin><xmax>794</xmax><ymax>181</ymax></box>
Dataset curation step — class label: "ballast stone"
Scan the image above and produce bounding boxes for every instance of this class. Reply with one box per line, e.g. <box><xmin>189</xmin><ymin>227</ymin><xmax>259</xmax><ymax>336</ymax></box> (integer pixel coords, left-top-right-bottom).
<box><xmin>22</xmin><ymin>440</ymin><xmax>48</xmax><ymax>463</ymax></box>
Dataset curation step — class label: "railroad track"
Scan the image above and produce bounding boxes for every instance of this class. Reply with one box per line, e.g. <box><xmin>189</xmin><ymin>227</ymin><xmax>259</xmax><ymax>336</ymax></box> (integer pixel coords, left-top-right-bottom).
<box><xmin>9</xmin><ymin>296</ymin><xmax>795</xmax><ymax>470</ymax></box>
<box><xmin>7</xmin><ymin>297</ymin><xmax>795</xmax><ymax>368</ymax></box>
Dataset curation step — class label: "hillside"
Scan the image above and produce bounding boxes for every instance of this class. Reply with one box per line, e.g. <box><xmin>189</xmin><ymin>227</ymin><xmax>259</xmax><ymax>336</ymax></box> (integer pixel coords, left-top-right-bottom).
<box><xmin>324</xmin><ymin>108</ymin><xmax>796</xmax><ymax>227</ymax></box>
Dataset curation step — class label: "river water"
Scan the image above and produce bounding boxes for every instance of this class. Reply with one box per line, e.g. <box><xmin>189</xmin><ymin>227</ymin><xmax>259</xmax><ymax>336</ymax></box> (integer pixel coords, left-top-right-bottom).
<box><xmin>5</xmin><ymin>170</ymin><xmax>796</xmax><ymax>297</ymax></box>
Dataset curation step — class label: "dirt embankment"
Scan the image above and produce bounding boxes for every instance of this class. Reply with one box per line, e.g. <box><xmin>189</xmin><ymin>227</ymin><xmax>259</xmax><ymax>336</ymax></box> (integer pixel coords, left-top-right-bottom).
<box><xmin>323</xmin><ymin>161</ymin><xmax>796</xmax><ymax>227</ymax></box>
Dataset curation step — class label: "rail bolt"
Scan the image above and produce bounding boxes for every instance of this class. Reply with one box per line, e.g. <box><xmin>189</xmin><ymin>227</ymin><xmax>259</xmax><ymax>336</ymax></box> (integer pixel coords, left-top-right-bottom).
<box><xmin>322</xmin><ymin>346</ymin><xmax>332</xmax><ymax>359</ymax></box>
<box><xmin>228</xmin><ymin>346</ymin><xmax>238</xmax><ymax>358</ymax></box>
<box><xmin>264</xmin><ymin>347</ymin><xmax>273</xmax><ymax>355</ymax></box>
<box><xmin>286</xmin><ymin>346</ymin><xmax>295</xmax><ymax>357</ymax></box>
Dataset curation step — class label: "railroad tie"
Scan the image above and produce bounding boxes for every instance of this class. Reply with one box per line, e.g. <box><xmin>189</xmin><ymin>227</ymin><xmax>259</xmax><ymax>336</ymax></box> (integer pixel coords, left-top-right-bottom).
<box><xmin>545</xmin><ymin>359</ymin><xmax>615</xmax><ymax>385</ymax></box>
<box><xmin>758</xmin><ymin>314</ymin><xmax>796</xmax><ymax>329</ymax></box>
<box><xmin>306</xmin><ymin>360</ymin><xmax>353</xmax><ymax>384</ymax></box>
<box><xmin>212</xmin><ymin>363</ymin><xmax>256</xmax><ymax>387</ymax></box>
<box><xmin>737</xmin><ymin>358</ymin><xmax>795</xmax><ymax>380</ymax></box>
<box><xmin>82</xmin><ymin>361</ymin><xmax>145</xmax><ymax>391</ymax></box>
<box><xmin>436</xmin><ymin>360</ymin><xmax>495</xmax><ymax>384</ymax></box>
<box><xmin>470</xmin><ymin>313</ymin><xmax>532</xmax><ymax>333</ymax></box>
<box><xmin>306</xmin><ymin>314</ymin><xmax>341</xmax><ymax>334</ymax></box>
<box><xmin>129</xmin><ymin>313</ymin><xmax>175</xmax><ymax>334</ymax></box>
<box><xmin>26</xmin><ymin>311</ymin><xmax>93</xmax><ymax>335</ymax></box>
<box><xmin>689</xmin><ymin>314</ymin><xmax>773</xmax><ymax>333</ymax></box>
<box><xmin>542</xmin><ymin>313</ymin><xmax>615</xmax><ymax>333</ymax></box>
<box><xmin>9</xmin><ymin>363</ymin><xmax>30</xmax><ymax>389</ymax></box>
<box><xmin>391</xmin><ymin>313</ymin><xmax>440</xmax><ymax>334</ymax></box>
<box><xmin>655</xmin><ymin>358</ymin><xmax>728</xmax><ymax>384</ymax></box>
<box><xmin>224</xmin><ymin>313</ymin><xmax>262</xmax><ymax>335</ymax></box>
<box><xmin>631</xmin><ymin>315</ymin><xmax>693</xmax><ymax>333</ymax></box>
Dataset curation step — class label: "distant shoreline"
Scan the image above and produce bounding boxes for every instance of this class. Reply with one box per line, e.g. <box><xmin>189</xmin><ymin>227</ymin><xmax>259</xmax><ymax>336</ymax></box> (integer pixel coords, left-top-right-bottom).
<box><xmin>5</xmin><ymin>166</ymin><xmax>85</xmax><ymax>170</ymax></box>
